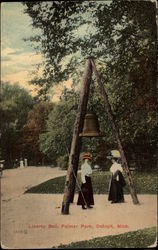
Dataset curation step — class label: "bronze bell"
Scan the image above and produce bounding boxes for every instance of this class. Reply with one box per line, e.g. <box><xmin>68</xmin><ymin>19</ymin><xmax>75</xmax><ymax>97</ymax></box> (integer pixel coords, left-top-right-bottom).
<box><xmin>79</xmin><ymin>112</ymin><xmax>103</xmax><ymax>137</ymax></box>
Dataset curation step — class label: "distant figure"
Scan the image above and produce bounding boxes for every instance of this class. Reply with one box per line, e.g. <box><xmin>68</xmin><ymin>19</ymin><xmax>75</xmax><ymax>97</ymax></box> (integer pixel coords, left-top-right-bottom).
<box><xmin>20</xmin><ymin>159</ymin><xmax>24</xmax><ymax>168</ymax></box>
<box><xmin>77</xmin><ymin>153</ymin><xmax>94</xmax><ymax>209</ymax></box>
<box><xmin>14</xmin><ymin>159</ymin><xmax>19</xmax><ymax>168</ymax></box>
<box><xmin>107</xmin><ymin>150</ymin><xmax>126</xmax><ymax>203</ymax></box>
<box><xmin>0</xmin><ymin>160</ymin><xmax>4</xmax><ymax>177</ymax></box>
<box><xmin>24</xmin><ymin>158</ymin><xmax>28</xmax><ymax>167</ymax></box>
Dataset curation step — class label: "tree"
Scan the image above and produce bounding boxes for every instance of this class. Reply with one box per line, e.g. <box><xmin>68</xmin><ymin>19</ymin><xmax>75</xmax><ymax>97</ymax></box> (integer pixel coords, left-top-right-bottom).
<box><xmin>39</xmin><ymin>88</ymin><xmax>79</xmax><ymax>162</ymax></box>
<box><xmin>23</xmin><ymin>1</ymin><xmax>157</xmax><ymax>165</ymax></box>
<box><xmin>22</xmin><ymin>101</ymin><xmax>54</xmax><ymax>165</ymax></box>
<box><xmin>0</xmin><ymin>82</ymin><xmax>34</xmax><ymax>168</ymax></box>
<box><xmin>23</xmin><ymin>1</ymin><xmax>157</xmax><ymax>95</ymax></box>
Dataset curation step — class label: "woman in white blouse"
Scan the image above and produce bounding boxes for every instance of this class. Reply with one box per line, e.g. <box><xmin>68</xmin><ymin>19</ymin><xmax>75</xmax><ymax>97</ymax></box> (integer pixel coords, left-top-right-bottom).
<box><xmin>77</xmin><ymin>153</ymin><xmax>94</xmax><ymax>209</ymax></box>
<box><xmin>108</xmin><ymin>155</ymin><xmax>126</xmax><ymax>203</ymax></box>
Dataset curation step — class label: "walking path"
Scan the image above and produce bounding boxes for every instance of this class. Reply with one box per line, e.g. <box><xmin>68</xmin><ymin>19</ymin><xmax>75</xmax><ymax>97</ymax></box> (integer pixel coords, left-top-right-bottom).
<box><xmin>1</xmin><ymin>167</ymin><xmax>157</xmax><ymax>249</ymax></box>
<box><xmin>1</xmin><ymin>166</ymin><xmax>67</xmax><ymax>201</ymax></box>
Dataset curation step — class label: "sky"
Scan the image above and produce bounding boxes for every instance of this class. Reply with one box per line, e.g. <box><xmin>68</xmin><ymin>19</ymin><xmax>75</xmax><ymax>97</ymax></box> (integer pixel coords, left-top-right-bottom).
<box><xmin>1</xmin><ymin>2</ymin><xmax>71</xmax><ymax>101</ymax></box>
<box><xmin>1</xmin><ymin>2</ymin><xmax>41</xmax><ymax>95</ymax></box>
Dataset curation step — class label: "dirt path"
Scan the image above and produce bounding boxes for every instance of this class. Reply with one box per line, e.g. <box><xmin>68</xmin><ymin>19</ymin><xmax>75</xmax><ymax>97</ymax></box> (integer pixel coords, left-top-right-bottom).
<box><xmin>1</xmin><ymin>166</ymin><xmax>67</xmax><ymax>200</ymax></box>
<box><xmin>1</xmin><ymin>167</ymin><xmax>157</xmax><ymax>249</ymax></box>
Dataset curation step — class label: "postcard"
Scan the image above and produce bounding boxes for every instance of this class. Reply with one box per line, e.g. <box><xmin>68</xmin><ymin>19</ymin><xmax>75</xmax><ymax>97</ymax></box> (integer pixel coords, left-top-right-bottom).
<box><xmin>1</xmin><ymin>1</ymin><xmax>157</xmax><ymax>249</ymax></box>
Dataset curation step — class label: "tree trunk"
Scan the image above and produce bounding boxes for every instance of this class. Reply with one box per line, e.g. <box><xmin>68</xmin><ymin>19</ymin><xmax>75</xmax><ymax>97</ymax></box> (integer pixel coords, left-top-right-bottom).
<box><xmin>61</xmin><ymin>59</ymin><xmax>92</xmax><ymax>214</ymax></box>
<box><xmin>91</xmin><ymin>58</ymin><xmax>139</xmax><ymax>205</ymax></box>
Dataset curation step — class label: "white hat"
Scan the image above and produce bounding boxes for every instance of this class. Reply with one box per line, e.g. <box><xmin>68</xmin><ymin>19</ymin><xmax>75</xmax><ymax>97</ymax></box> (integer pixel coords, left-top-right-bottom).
<box><xmin>111</xmin><ymin>150</ymin><xmax>121</xmax><ymax>158</ymax></box>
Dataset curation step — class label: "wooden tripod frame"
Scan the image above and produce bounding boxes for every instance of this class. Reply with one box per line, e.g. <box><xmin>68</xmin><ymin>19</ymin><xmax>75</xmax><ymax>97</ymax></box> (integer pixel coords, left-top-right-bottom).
<box><xmin>61</xmin><ymin>58</ymin><xmax>139</xmax><ymax>215</ymax></box>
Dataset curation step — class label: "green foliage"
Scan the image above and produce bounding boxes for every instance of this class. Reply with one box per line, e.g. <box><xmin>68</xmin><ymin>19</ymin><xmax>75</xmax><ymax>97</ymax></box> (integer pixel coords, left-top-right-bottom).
<box><xmin>25</xmin><ymin>171</ymin><xmax>157</xmax><ymax>195</ymax></box>
<box><xmin>22</xmin><ymin>101</ymin><xmax>54</xmax><ymax>165</ymax></box>
<box><xmin>1</xmin><ymin>82</ymin><xmax>33</xmax><ymax>130</ymax></box>
<box><xmin>39</xmin><ymin>89</ymin><xmax>79</xmax><ymax>159</ymax></box>
<box><xmin>23</xmin><ymin>1</ymin><xmax>157</xmax><ymax>94</ymax></box>
<box><xmin>1</xmin><ymin>82</ymin><xmax>34</xmax><ymax>167</ymax></box>
<box><xmin>54</xmin><ymin>227</ymin><xmax>156</xmax><ymax>249</ymax></box>
<box><xmin>57</xmin><ymin>155</ymin><xmax>69</xmax><ymax>170</ymax></box>
<box><xmin>23</xmin><ymin>1</ymin><xmax>90</xmax><ymax>93</ymax></box>
<box><xmin>131</xmin><ymin>171</ymin><xmax>157</xmax><ymax>194</ymax></box>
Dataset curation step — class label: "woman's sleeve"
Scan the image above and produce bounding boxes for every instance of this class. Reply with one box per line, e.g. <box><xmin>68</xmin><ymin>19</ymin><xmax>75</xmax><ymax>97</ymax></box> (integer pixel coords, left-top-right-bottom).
<box><xmin>88</xmin><ymin>165</ymin><xmax>92</xmax><ymax>175</ymax></box>
<box><xmin>81</xmin><ymin>166</ymin><xmax>86</xmax><ymax>184</ymax></box>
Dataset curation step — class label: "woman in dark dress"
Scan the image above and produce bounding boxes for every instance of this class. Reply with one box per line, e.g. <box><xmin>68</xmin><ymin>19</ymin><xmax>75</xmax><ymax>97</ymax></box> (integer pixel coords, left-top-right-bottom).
<box><xmin>77</xmin><ymin>153</ymin><xmax>94</xmax><ymax>209</ymax></box>
<box><xmin>108</xmin><ymin>153</ymin><xmax>126</xmax><ymax>203</ymax></box>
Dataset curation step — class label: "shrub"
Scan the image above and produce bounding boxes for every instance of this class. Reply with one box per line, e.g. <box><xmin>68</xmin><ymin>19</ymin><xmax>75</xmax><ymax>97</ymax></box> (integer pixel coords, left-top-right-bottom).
<box><xmin>57</xmin><ymin>155</ymin><xmax>69</xmax><ymax>170</ymax></box>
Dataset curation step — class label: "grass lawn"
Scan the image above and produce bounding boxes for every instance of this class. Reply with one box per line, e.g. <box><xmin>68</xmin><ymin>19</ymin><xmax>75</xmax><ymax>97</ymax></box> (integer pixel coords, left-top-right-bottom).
<box><xmin>25</xmin><ymin>171</ymin><xmax>157</xmax><ymax>194</ymax></box>
<box><xmin>52</xmin><ymin>227</ymin><xmax>157</xmax><ymax>249</ymax></box>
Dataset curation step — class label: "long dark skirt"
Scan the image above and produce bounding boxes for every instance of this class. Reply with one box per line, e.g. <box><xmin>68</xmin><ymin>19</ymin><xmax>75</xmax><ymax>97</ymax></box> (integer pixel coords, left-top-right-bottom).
<box><xmin>77</xmin><ymin>176</ymin><xmax>94</xmax><ymax>206</ymax></box>
<box><xmin>108</xmin><ymin>172</ymin><xmax>125</xmax><ymax>202</ymax></box>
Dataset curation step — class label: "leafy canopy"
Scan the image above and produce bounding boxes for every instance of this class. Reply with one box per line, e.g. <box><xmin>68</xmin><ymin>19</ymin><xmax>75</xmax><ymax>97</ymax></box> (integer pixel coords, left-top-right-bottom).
<box><xmin>23</xmin><ymin>1</ymin><xmax>156</xmax><ymax>96</ymax></box>
<box><xmin>1</xmin><ymin>82</ymin><xmax>34</xmax><ymax>166</ymax></box>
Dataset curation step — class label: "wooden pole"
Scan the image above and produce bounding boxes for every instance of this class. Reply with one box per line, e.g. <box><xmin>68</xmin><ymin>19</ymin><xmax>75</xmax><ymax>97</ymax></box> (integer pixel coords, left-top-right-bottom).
<box><xmin>91</xmin><ymin>58</ymin><xmax>139</xmax><ymax>205</ymax></box>
<box><xmin>61</xmin><ymin>59</ymin><xmax>92</xmax><ymax>214</ymax></box>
